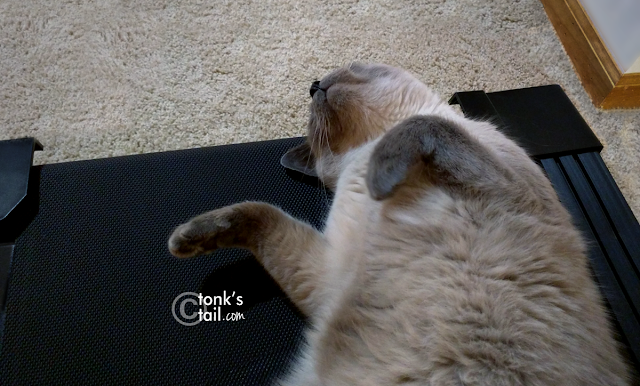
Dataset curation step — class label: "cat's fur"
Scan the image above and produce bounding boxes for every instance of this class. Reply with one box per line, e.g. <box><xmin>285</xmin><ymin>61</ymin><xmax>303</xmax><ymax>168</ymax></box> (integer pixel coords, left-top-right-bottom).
<box><xmin>168</xmin><ymin>63</ymin><xmax>630</xmax><ymax>385</ymax></box>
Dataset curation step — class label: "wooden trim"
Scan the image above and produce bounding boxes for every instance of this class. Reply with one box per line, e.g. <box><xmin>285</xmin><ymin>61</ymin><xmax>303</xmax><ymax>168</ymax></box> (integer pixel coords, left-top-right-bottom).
<box><xmin>565</xmin><ymin>0</ymin><xmax>621</xmax><ymax>84</ymax></box>
<box><xmin>617</xmin><ymin>73</ymin><xmax>640</xmax><ymax>87</ymax></box>
<box><xmin>601</xmin><ymin>74</ymin><xmax>640</xmax><ymax>109</ymax></box>
<box><xmin>539</xmin><ymin>0</ymin><xmax>640</xmax><ymax>109</ymax></box>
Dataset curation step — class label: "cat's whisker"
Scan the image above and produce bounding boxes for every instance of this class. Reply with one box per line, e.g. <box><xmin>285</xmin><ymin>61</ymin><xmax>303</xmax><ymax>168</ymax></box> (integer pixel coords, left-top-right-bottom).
<box><xmin>312</xmin><ymin>129</ymin><xmax>327</xmax><ymax>208</ymax></box>
<box><xmin>305</xmin><ymin>121</ymin><xmax>316</xmax><ymax>174</ymax></box>
<box><xmin>317</xmin><ymin>120</ymin><xmax>329</xmax><ymax>208</ymax></box>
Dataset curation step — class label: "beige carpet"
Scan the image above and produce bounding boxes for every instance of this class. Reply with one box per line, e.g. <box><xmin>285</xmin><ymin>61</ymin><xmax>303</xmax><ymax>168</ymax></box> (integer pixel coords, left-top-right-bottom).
<box><xmin>1</xmin><ymin>0</ymin><xmax>639</xmax><ymax>218</ymax></box>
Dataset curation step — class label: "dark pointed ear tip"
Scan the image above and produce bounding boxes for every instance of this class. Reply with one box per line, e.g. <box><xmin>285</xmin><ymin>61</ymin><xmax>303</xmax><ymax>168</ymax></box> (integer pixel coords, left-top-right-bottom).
<box><xmin>280</xmin><ymin>141</ymin><xmax>318</xmax><ymax>177</ymax></box>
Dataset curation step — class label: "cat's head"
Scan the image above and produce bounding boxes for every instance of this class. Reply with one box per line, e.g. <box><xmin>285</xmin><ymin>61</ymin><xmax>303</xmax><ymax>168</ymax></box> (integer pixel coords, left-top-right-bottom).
<box><xmin>282</xmin><ymin>63</ymin><xmax>442</xmax><ymax>186</ymax></box>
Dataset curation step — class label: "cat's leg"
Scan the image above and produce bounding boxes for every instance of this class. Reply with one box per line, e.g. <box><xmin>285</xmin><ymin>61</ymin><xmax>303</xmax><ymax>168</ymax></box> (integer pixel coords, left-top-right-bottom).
<box><xmin>168</xmin><ymin>202</ymin><xmax>326</xmax><ymax>316</ymax></box>
<box><xmin>366</xmin><ymin>115</ymin><xmax>524</xmax><ymax>202</ymax></box>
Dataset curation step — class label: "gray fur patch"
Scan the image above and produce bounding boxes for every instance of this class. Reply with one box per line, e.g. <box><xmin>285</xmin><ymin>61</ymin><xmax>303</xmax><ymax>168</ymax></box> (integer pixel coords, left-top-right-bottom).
<box><xmin>367</xmin><ymin>115</ymin><xmax>504</xmax><ymax>200</ymax></box>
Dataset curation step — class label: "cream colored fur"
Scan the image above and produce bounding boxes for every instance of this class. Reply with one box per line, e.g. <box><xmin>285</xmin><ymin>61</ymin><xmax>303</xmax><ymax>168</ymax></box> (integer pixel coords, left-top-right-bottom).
<box><xmin>282</xmin><ymin>64</ymin><xmax>629</xmax><ymax>385</ymax></box>
<box><xmin>169</xmin><ymin>63</ymin><xmax>630</xmax><ymax>385</ymax></box>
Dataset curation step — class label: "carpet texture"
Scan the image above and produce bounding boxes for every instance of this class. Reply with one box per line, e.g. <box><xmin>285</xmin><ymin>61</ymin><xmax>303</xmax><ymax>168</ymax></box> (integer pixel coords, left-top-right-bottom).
<box><xmin>1</xmin><ymin>0</ymin><xmax>639</xmax><ymax>218</ymax></box>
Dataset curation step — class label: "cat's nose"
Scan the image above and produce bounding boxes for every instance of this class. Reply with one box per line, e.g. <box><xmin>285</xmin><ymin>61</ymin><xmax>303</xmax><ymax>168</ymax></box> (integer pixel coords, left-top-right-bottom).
<box><xmin>310</xmin><ymin>80</ymin><xmax>322</xmax><ymax>98</ymax></box>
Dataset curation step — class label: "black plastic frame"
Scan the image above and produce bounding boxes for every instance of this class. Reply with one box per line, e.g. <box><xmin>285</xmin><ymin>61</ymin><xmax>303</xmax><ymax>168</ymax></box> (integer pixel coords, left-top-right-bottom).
<box><xmin>0</xmin><ymin>138</ymin><xmax>42</xmax><ymax>313</ymax></box>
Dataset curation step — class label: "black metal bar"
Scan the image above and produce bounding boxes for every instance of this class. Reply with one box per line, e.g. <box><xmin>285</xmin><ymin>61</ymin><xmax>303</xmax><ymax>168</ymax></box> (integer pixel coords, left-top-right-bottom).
<box><xmin>559</xmin><ymin>155</ymin><xmax>640</xmax><ymax>313</ymax></box>
<box><xmin>578</xmin><ymin>152</ymin><xmax>640</xmax><ymax>273</ymax></box>
<box><xmin>541</xmin><ymin>158</ymin><xmax>640</xmax><ymax>365</ymax></box>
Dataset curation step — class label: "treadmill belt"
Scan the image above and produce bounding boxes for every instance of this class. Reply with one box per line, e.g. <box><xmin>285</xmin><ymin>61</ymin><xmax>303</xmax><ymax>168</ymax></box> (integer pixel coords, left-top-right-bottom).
<box><xmin>0</xmin><ymin>137</ymin><xmax>331</xmax><ymax>385</ymax></box>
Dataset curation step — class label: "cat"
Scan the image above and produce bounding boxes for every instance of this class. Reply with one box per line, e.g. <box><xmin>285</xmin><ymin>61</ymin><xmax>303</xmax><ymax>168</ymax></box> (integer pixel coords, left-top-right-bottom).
<box><xmin>168</xmin><ymin>63</ymin><xmax>630</xmax><ymax>385</ymax></box>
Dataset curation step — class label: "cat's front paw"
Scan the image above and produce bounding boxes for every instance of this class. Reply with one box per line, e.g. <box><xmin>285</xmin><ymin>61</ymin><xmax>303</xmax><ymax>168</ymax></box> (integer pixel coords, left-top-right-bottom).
<box><xmin>168</xmin><ymin>202</ymin><xmax>277</xmax><ymax>258</ymax></box>
<box><xmin>168</xmin><ymin>206</ymin><xmax>235</xmax><ymax>258</ymax></box>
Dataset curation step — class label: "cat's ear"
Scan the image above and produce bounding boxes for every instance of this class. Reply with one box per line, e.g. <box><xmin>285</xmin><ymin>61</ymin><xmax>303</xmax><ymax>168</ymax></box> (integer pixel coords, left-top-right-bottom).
<box><xmin>367</xmin><ymin>115</ymin><xmax>504</xmax><ymax>200</ymax></box>
<box><xmin>280</xmin><ymin>141</ymin><xmax>318</xmax><ymax>177</ymax></box>
<box><xmin>366</xmin><ymin>121</ymin><xmax>425</xmax><ymax>200</ymax></box>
